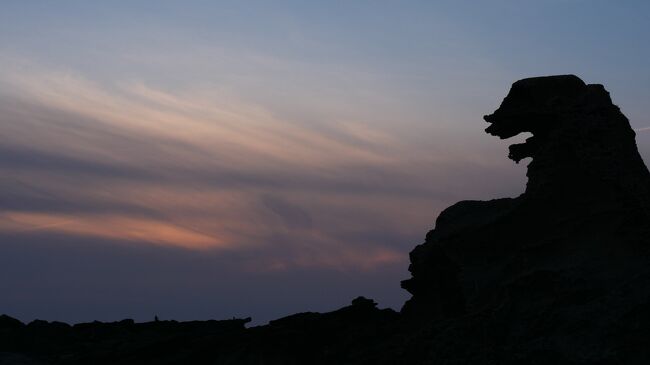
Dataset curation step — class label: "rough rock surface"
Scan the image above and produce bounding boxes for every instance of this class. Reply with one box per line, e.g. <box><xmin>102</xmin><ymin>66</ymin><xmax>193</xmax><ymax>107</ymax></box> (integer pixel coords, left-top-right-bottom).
<box><xmin>2</xmin><ymin>75</ymin><xmax>649</xmax><ymax>364</ymax></box>
<box><xmin>401</xmin><ymin>75</ymin><xmax>650</xmax><ymax>362</ymax></box>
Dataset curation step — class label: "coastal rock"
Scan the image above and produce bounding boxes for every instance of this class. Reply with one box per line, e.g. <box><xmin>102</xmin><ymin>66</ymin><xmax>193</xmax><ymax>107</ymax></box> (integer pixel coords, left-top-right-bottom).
<box><xmin>401</xmin><ymin>75</ymin><xmax>650</xmax><ymax>362</ymax></box>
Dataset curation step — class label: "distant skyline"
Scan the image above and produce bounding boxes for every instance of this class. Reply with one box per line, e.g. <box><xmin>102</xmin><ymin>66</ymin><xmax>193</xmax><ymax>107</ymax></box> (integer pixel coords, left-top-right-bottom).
<box><xmin>1</xmin><ymin>1</ymin><xmax>649</xmax><ymax>324</ymax></box>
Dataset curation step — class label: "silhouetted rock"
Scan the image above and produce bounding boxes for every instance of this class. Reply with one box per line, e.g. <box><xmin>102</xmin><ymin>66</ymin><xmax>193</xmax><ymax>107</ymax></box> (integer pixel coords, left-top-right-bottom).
<box><xmin>402</xmin><ymin>75</ymin><xmax>650</xmax><ymax>363</ymax></box>
<box><xmin>0</xmin><ymin>316</ymin><xmax>252</xmax><ymax>364</ymax></box>
<box><xmin>0</xmin><ymin>315</ymin><xmax>24</xmax><ymax>330</ymax></box>
<box><xmin>2</xmin><ymin>75</ymin><xmax>649</xmax><ymax>364</ymax></box>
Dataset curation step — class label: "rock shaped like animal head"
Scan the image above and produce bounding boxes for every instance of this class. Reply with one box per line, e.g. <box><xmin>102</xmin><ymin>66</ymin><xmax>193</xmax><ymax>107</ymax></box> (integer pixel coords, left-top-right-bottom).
<box><xmin>484</xmin><ymin>75</ymin><xmax>649</xmax><ymax>209</ymax></box>
<box><xmin>483</xmin><ymin>75</ymin><xmax>613</xmax><ymax>163</ymax></box>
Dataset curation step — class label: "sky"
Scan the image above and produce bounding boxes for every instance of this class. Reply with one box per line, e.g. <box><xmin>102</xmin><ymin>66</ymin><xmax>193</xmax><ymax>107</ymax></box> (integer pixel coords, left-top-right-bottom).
<box><xmin>1</xmin><ymin>1</ymin><xmax>649</xmax><ymax>325</ymax></box>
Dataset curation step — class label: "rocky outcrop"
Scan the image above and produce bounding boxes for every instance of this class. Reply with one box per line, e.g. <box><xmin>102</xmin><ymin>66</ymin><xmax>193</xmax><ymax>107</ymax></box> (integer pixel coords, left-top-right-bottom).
<box><xmin>485</xmin><ymin>75</ymin><xmax>650</xmax><ymax>209</ymax></box>
<box><xmin>0</xmin><ymin>316</ymin><xmax>252</xmax><ymax>364</ymax></box>
<box><xmin>0</xmin><ymin>299</ymin><xmax>400</xmax><ymax>365</ymax></box>
<box><xmin>401</xmin><ymin>75</ymin><xmax>650</xmax><ymax>362</ymax></box>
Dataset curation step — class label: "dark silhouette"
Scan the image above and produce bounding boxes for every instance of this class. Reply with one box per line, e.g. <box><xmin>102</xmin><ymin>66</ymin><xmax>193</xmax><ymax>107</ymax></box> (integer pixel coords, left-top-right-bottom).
<box><xmin>401</xmin><ymin>75</ymin><xmax>650</xmax><ymax>362</ymax></box>
<box><xmin>2</xmin><ymin>75</ymin><xmax>649</xmax><ymax>364</ymax></box>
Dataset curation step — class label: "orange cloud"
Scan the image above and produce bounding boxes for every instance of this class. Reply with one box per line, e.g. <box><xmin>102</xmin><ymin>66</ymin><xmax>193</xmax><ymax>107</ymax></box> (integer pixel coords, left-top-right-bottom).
<box><xmin>0</xmin><ymin>62</ymin><xmax>524</xmax><ymax>274</ymax></box>
<box><xmin>0</xmin><ymin>212</ymin><xmax>224</xmax><ymax>250</ymax></box>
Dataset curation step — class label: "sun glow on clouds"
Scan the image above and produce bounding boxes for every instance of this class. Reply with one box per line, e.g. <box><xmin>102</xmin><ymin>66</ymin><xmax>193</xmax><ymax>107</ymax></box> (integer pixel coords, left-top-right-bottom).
<box><xmin>0</xmin><ymin>50</ymin><xmax>529</xmax><ymax>274</ymax></box>
<box><xmin>0</xmin><ymin>212</ymin><xmax>221</xmax><ymax>250</ymax></box>
<box><xmin>0</xmin><ymin>63</ymin><xmax>433</xmax><ymax>271</ymax></box>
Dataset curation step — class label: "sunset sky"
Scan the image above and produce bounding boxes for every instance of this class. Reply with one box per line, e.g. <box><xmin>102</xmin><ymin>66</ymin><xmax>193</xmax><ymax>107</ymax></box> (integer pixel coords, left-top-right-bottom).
<box><xmin>1</xmin><ymin>1</ymin><xmax>649</xmax><ymax>324</ymax></box>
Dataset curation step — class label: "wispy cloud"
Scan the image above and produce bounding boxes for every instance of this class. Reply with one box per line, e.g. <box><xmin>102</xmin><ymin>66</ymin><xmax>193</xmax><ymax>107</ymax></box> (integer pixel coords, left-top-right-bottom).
<box><xmin>0</xmin><ymin>61</ymin><xmax>522</xmax><ymax>272</ymax></box>
<box><xmin>0</xmin><ymin>65</ymin><xmax>415</xmax><ymax>270</ymax></box>
<box><xmin>0</xmin><ymin>211</ymin><xmax>221</xmax><ymax>250</ymax></box>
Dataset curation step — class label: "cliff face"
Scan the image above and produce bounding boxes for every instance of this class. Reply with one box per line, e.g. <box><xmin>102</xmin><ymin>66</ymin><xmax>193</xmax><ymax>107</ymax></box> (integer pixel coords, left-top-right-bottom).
<box><xmin>401</xmin><ymin>75</ymin><xmax>650</xmax><ymax>362</ymax></box>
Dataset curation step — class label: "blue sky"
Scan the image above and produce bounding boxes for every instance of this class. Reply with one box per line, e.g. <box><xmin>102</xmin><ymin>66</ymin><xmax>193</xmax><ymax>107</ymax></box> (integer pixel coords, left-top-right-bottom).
<box><xmin>1</xmin><ymin>1</ymin><xmax>649</xmax><ymax>324</ymax></box>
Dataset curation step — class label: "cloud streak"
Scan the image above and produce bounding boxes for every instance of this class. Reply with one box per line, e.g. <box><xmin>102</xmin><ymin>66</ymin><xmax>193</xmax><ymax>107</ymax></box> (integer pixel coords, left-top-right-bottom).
<box><xmin>0</xmin><ymin>60</ymin><xmax>529</xmax><ymax>280</ymax></box>
<box><xmin>0</xmin><ymin>212</ymin><xmax>222</xmax><ymax>250</ymax></box>
<box><xmin>0</xmin><ymin>0</ymin><xmax>648</xmax><ymax>326</ymax></box>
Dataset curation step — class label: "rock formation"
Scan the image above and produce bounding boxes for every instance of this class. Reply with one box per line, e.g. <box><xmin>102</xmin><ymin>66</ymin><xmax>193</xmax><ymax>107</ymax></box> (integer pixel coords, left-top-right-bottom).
<box><xmin>2</xmin><ymin>75</ymin><xmax>649</xmax><ymax>364</ymax></box>
<box><xmin>401</xmin><ymin>75</ymin><xmax>650</xmax><ymax>362</ymax></box>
